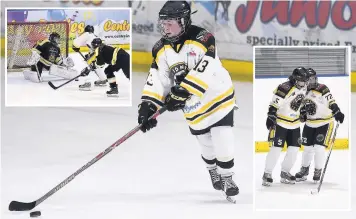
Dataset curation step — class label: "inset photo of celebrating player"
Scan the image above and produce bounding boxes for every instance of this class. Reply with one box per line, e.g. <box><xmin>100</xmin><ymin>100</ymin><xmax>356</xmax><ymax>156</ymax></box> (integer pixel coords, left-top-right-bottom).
<box><xmin>5</xmin><ymin>8</ymin><xmax>131</xmax><ymax>107</ymax></box>
<box><xmin>254</xmin><ymin>46</ymin><xmax>351</xmax><ymax>210</ymax></box>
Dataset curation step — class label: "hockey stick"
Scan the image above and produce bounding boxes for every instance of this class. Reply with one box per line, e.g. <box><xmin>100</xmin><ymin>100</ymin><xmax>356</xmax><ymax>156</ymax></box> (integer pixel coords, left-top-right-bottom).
<box><xmin>311</xmin><ymin>121</ymin><xmax>340</xmax><ymax>195</ymax></box>
<box><xmin>48</xmin><ymin>73</ymin><xmax>82</xmax><ymax>90</ymax></box>
<box><xmin>9</xmin><ymin>107</ymin><xmax>167</xmax><ymax>211</ymax></box>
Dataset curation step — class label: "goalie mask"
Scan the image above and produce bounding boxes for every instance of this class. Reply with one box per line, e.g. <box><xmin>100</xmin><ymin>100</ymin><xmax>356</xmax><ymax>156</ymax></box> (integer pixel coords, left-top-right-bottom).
<box><xmin>49</xmin><ymin>32</ymin><xmax>60</xmax><ymax>46</ymax></box>
<box><xmin>158</xmin><ymin>1</ymin><xmax>192</xmax><ymax>42</ymax></box>
<box><xmin>289</xmin><ymin>67</ymin><xmax>309</xmax><ymax>89</ymax></box>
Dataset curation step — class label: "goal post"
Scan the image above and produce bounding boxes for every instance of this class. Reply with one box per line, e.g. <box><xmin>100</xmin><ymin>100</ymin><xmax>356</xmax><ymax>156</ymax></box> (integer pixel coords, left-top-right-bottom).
<box><xmin>7</xmin><ymin>21</ymin><xmax>69</xmax><ymax>71</ymax></box>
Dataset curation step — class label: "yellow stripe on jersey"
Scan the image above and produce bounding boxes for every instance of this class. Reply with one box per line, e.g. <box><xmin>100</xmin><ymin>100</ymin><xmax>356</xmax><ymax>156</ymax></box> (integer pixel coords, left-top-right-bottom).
<box><xmin>184</xmin><ymin>87</ymin><xmax>234</xmax><ymax>119</ymax></box>
<box><xmin>180</xmin><ymin>83</ymin><xmax>203</xmax><ymax>98</ymax></box>
<box><xmin>32</xmin><ymin>48</ymin><xmax>41</xmax><ymax>54</ymax></box>
<box><xmin>277</xmin><ymin>114</ymin><xmax>299</xmax><ymax>122</ymax></box>
<box><xmin>187</xmin><ymin>99</ymin><xmax>235</xmax><ymax>125</ymax></box>
<box><xmin>155</xmin><ymin>45</ymin><xmax>171</xmax><ymax>64</ymax></box>
<box><xmin>111</xmin><ymin>47</ymin><xmax>121</xmax><ymax>65</ymax></box>
<box><xmin>185</xmin><ymin>75</ymin><xmax>208</xmax><ymax>90</ymax></box>
<box><xmin>307</xmin><ymin>114</ymin><xmax>333</xmax><ymax>124</ymax></box>
<box><xmin>324</xmin><ymin>121</ymin><xmax>334</xmax><ymax>146</ymax></box>
<box><xmin>180</xmin><ymin>75</ymin><xmax>209</xmax><ymax>98</ymax></box>
<box><xmin>142</xmin><ymin>90</ymin><xmax>164</xmax><ymax>101</ymax></box>
<box><xmin>39</xmin><ymin>57</ymin><xmax>53</xmax><ymax>66</ymax></box>
<box><xmin>276</xmin><ymin>118</ymin><xmax>300</xmax><ymax>125</ymax></box>
<box><xmin>37</xmin><ymin>39</ymin><xmax>49</xmax><ymax>46</ymax></box>
<box><xmin>87</xmin><ymin>48</ymin><xmax>99</xmax><ymax>65</ymax></box>
<box><xmin>185</xmin><ymin>40</ymin><xmax>207</xmax><ymax>53</ymax></box>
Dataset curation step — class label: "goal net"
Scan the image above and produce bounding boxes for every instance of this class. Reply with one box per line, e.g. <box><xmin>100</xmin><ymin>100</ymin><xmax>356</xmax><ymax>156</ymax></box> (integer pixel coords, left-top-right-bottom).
<box><xmin>7</xmin><ymin>21</ymin><xmax>69</xmax><ymax>70</ymax></box>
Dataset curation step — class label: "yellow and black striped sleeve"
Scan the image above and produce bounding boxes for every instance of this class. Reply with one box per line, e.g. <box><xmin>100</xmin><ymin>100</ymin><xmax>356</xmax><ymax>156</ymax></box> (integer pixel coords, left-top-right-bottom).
<box><xmin>86</xmin><ymin>48</ymin><xmax>99</xmax><ymax>65</ymax></box>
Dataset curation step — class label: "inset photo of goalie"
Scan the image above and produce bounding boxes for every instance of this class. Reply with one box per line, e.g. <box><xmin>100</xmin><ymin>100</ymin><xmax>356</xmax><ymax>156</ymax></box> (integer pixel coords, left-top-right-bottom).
<box><xmin>253</xmin><ymin>46</ymin><xmax>351</xmax><ymax>210</ymax></box>
<box><xmin>5</xmin><ymin>7</ymin><xmax>131</xmax><ymax>107</ymax></box>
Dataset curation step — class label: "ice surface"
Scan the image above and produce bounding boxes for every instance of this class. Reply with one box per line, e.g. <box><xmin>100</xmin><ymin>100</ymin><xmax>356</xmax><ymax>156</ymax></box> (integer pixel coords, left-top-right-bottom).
<box><xmin>1</xmin><ymin>72</ymin><xmax>253</xmax><ymax>219</ymax></box>
<box><xmin>5</xmin><ymin>53</ymin><xmax>131</xmax><ymax>107</ymax></box>
<box><xmin>255</xmin><ymin>151</ymin><xmax>350</xmax><ymax>210</ymax></box>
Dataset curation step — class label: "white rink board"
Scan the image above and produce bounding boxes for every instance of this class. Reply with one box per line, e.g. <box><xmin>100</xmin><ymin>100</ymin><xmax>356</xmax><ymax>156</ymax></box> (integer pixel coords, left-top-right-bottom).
<box><xmin>254</xmin><ymin>77</ymin><xmax>350</xmax><ymax>141</ymax></box>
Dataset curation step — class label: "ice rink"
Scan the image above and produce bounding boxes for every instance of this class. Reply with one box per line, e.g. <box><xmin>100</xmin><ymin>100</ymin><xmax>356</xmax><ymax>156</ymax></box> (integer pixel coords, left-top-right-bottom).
<box><xmin>5</xmin><ymin>53</ymin><xmax>131</xmax><ymax>107</ymax></box>
<box><xmin>1</xmin><ymin>72</ymin><xmax>253</xmax><ymax>219</ymax></box>
<box><xmin>255</xmin><ymin>150</ymin><xmax>350</xmax><ymax>210</ymax></box>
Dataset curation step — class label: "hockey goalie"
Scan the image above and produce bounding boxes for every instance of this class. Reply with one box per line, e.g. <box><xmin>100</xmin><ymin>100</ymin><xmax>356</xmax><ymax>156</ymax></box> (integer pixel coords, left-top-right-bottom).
<box><xmin>23</xmin><ymin>32</ymin><xmax>77</xmax><ymax>83</ymax></box>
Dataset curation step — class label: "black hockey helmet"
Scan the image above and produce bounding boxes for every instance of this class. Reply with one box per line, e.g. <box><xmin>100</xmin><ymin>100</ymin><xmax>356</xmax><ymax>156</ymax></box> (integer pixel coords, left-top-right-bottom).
<box><xmin>158</xmin><ymin>1</ymin><xmax>192</xmax><ymax>42</ymax></box>
<box><xmin>91</xmin><ymin>38</ymin><xmax>102</xmax><ymax>49</ymax></box>
<box><xmin>289</xmin><ymin>67</ymin><xmax>309</xmax><ymax>89</ymax></box>
<box><xmin>307</xmin><ymin>68</ymin><xmax>318</xmax><ymax>89</ymax></box>
<box><xmin>85</xmin><ymin>25</ymin><xmax>94</xmax><ymax>33</ymax></box>
<box><xmin>49</xmin><ymin>32</ymin><xmax>60</xmax><ymax>46</ymax></box>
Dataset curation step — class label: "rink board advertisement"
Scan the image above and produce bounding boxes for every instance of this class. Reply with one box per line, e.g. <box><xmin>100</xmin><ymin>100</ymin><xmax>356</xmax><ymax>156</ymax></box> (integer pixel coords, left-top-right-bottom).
<box><xmin>1</xmin><ymin>1</ymin><xmax>356</xmax><ymax>83</ymax></box>
<box><xmin>254</xmin><ymin>77</ymin><xmax>350</xmax><ymax>152</ymax></box>
<box><xmin>6</xmin><ymin>8</ymin><xmax>131</xmax><ymax>51</ymax></box>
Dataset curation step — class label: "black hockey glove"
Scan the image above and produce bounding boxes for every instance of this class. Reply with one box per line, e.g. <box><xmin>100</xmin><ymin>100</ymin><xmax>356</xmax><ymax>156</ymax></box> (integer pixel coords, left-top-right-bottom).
<box><xmin>80</xmin><ymin>67</ymin><xmax>90</xmax><ymax>76</ymax></box>
<box><xmin>164</xmin><ymin>85</ymin><xmax>191</xmax><ymax>112</ymax></box>
<box><xmin>72</xmin><ymin>46</ymin><xmax>80</xmax><ymax>52</ymax></box>
<box><xmin>266</xmin><ymin>105</ymin><xmax>277</xmax><ymax>130</ymax></box>
<box><xmin>299</xmin><ymin>105</ymin><xmax>307</xmax><ymax>122</ymax></box>
<box><xmin>138</xmin><ymin>101</ymin><xmax>158</xmax><ymax>133</ymax></box>
<box><xmin>330</xmin><ymin>103</ymin><xmax>344</xmax><ymax>123</ymax></box>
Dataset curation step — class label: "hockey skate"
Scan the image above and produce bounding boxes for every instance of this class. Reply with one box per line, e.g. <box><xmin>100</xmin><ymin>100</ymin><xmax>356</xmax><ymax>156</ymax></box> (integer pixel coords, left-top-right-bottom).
<box><xmin>79</xmin><ymin>82</ymin><xmax>91</xmax><ymax>91</ymax></box>
<box><xmin>94</xmin><ymin>79</ymin><xmax>107</xmax><ymax>87</ymax></box>
<box><xmin>106</xmin><ymin>85</ymin><xmax>119</xmax><ymax>97</ymax></box>
<box><xmin>221</xmin><ymin>174</ymin><xmax>238</xmax><ymax>203</ymax></box>
<box><xmin>280</xmin><ymin>171</ymin><xmax>296</xmax><ymax>184</ymax></box>
<box><xmin>295</xmin><ymin>166</ymin><xmax>310</xmax><ymax>182</ymax></box>
<box><xmin>313</xmin><ymin>168</ymin><xmax>322</xmax><ymax>183</ymax></box>
<box><xmin>208</xmin><ymin>167</ymin><xmax>221</xmax><ymax>191</ymax></box>
<box><xmin>262</xmin><ymin>172</ymin><xmax>273</xmax><ymax>186</ymax></box>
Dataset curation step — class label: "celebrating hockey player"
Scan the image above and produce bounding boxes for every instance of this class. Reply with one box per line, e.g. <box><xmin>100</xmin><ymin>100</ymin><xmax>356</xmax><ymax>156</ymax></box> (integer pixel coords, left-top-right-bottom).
<box><xmin>295</xmin><ymin>68</ymin><xmax>344</xmax><ymax>182</ymax></box>
<box><xmin>72</xmin><ymin>25</ymin><xmax>108</xmax><ymax>90</ymax></box>
<box><xmin>24</xmin><ymin>32</ymin><xmax>76</xmax><ymax>83</ymax></box>
<box><xmin>81</xmin><ymin>38</ymin><xmax>130</xmax><ymax>96</ymax></box>
<box><xmin>137</xmin><ymin>1</ymin><xmax>238</xmax><ymax>200</ymax></box>
<box><xmin>262</xmin><ymin>67</ymin><xmax>309</xmax><ymax>186</ymax></box>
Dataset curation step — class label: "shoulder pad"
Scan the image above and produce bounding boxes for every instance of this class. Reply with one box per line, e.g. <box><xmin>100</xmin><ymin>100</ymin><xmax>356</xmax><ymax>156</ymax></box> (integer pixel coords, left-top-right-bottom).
<box><xmin>152</xmin><ymin>39</ymin><xmax>165</xmax><ymax>58</ymax></box>
<box><xmin>274</xmin><ymin>81</ymin><xmax>293</xmax><ymax>98</ymax></box>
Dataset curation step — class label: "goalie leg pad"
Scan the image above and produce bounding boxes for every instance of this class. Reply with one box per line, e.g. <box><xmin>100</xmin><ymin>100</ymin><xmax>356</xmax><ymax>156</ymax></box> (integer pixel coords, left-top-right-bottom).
<box><xmin>49</xmin><ymin>65</ymin><xmax>78</xmax><ymax>80</ymax></box>
<box><xmin>23</xmin><ymin>70</ymin><xmax>41</xmax><ymax>83</ymax></box>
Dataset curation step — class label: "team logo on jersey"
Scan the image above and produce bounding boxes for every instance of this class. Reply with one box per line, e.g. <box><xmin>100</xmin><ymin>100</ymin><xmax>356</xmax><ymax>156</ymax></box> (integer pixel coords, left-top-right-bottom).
<box><xmin>290</xmin><ymin>94</ymin><xmax>305</xmax><ymax>112</ymax></box>
<box><xmin>316</xmin><ymin>134</ymin><xmax>325</xmax><ymax>142</ymax></box>
<box><xmin>304</xmin><ymin>99</ymin><xmax>317</xmax><ymax>115</ymax></box>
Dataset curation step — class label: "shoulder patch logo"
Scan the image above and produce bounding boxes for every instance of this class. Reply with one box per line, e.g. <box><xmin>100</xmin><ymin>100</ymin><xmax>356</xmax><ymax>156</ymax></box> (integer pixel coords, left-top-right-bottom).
<box><xmin>196</xmin><ymin>30</ymin><xmax>213</xmax><ymax>43</ymax></box>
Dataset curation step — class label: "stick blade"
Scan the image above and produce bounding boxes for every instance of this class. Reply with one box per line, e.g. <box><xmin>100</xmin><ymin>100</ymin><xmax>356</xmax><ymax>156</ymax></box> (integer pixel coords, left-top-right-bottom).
<box><xmin>48</xmin><ymin>81</ymin><xmax>58</xmax><ymax>90</ymax></box>
<box><xmin>9</xmin><ymin>201</ymin><xmax>36</xmax><ymax>211</ymax></box>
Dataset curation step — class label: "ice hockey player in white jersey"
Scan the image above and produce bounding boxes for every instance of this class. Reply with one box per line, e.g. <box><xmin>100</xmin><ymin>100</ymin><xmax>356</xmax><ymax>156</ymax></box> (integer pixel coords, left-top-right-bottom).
<box><xmin>137</xmin><ymin>1</ymin><xmax>238</xmax><ymax>199</ymax></box>
<box><xmin>262</xmin><ymin>67</ymin><xmax>309</xmax><ymax>186</ymax></box>
<box><xmin>295</xmin><ymin>68</ymin><xmax>344</xmax><ymax>182</ymax></box>
<box><xmin>72</xmin><ymin>25</ymin><xmax>107</xmax><ymax>90</ymax></box>
<box><xmin>24</xmin><ymin>32</ymin><xmax>75</xmax><ymax>82</ymax></box>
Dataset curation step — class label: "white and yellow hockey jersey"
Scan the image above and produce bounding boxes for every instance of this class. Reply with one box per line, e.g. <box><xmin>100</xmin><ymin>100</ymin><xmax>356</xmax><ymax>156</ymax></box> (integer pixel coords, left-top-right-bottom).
<box><xmin>72</xmin><ymin>32</ymin><xmax>97</xmax><ymax>50</ymax></box>
<box><xmin>270</xmin><ymin>81</ymin><xmax>308</xmax><ymax>129</ymax></box>
<box><xmin>303</xmin><ymin>84</ymin><xmax>336</xmax><ymax>128</ymax></box>
<box><xmin>141</xmin><ymin>25</ymin><xmax>236</xmax><ymax>133</ymax></box>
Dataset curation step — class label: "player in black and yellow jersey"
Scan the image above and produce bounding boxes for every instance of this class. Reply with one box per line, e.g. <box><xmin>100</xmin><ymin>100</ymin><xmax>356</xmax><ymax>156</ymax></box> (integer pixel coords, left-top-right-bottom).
<box><xmin>30</xmin><ymin>32</ymin><xmax>70</xmax><ymax>75</ymax></box>
<box><xmin>81</xmin><ymin>38</ymin><xmax>130</xmax><ymax>96</ymax></box>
